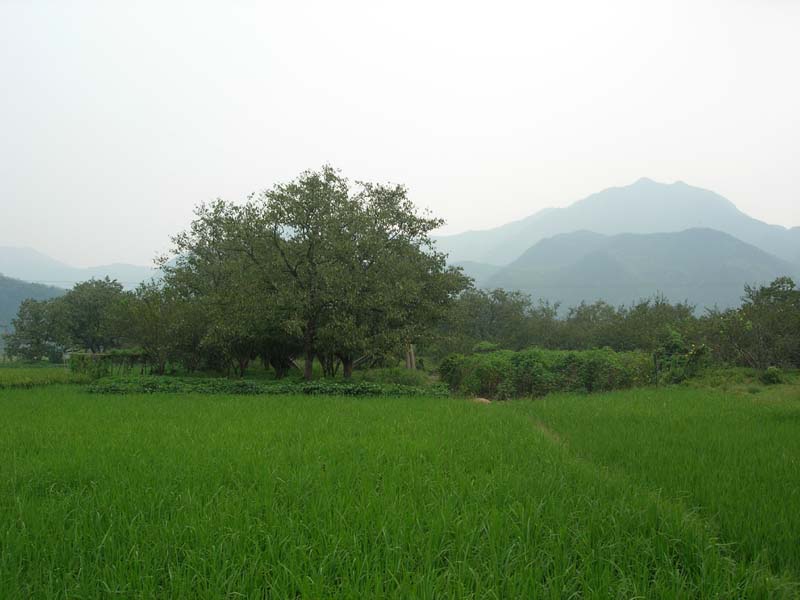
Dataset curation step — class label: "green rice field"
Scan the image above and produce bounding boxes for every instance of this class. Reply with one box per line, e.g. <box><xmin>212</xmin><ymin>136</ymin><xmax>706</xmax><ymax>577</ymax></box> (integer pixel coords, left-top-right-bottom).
<box><xmin>1</xmin><ymin>380</ymin><xmax>799</xmax><ymax>597</ymax></box>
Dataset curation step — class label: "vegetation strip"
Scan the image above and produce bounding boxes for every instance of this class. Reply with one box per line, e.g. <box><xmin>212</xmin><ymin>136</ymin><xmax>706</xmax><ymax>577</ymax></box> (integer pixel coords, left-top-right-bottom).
<box><xmin>87</xmin><ymin>375</ymin><xmax>450</xmax><ymax>397</ymax></box>
<box><xmin>520</xmin><ymin>382</ymin><xmax>800</xmax><ymax>581</ymax></box>
<box><xmin>1</xmin><ymin>387</ymin><xmax>795</xmax><ymax>597</ymax></box>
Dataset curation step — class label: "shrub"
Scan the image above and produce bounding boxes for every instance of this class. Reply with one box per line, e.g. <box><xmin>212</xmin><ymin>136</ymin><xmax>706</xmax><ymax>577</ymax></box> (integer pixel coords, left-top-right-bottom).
<box><xmin>472</xmin><ymin>341</ymin><xmax>501</xmax><ymax>354</ymax></box>
<box><xmin>654</xmin><ymin>329</ymin><xmax>709</xmax><ymax>384</ymax></box>
<box><xmin>68</xmin><ymin>353</ymin><xmax>111</xmax><ymax>379</ymax></box>
<box><xmin>438</xmin><ymin>347</ymin><xmax>653</xmax><ymax>400</ymax></box>
<box><xmin>87</xmin><ymin>376</ymin><xmax>450</xmax><ymax>398</ymax></box>
<box><xmin>760</xmin><ymin>366</ymin><xmax>783</xmax><ymax>385</ymax></box>
<box><xmin>353</xmin><ymin>367</ymin><xmax>431</xmax><ymax>387</ymax></box>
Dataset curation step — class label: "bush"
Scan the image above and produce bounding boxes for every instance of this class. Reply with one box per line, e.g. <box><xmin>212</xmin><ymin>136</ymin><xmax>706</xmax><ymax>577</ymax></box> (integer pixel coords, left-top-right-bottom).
<box><xmin>353</xmin><ymin>367</ymin><xmax>431</xmax><ymax>387</ymax></box>
<box><xmin>438</xmin><ymin>347</ymin><xmax>653</xmax><ymax>400</ymax></box>
<box><xmin>87</xmin><ymin>376</ymin><xmax>450</xmax><ymax>398</ymax></box>
<box><xmin>68</xmin><ymin>353</ymin><xmax>111</xmax><ymax>379</ymax></box>
<box><xmin>654</xmin><ymin>330</ymin><xmax>710</xmax><ymax>384</ymax></box>
<box><xmin>760</xmin><ymin>366</ymin><xmax>783</xmax><ymax>385</ymax></box>
<box><xmin>472</xmin><ymin>341</ymin><xmax>501</xmax><ymax>354</ymax></box>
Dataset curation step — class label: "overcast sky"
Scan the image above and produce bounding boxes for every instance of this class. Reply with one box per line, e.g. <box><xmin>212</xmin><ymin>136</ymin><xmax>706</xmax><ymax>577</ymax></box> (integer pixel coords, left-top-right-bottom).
<box><xmin>1</xmin><ymin>0</ymin><xmax>798</xmax><ymax>267</ymax></box>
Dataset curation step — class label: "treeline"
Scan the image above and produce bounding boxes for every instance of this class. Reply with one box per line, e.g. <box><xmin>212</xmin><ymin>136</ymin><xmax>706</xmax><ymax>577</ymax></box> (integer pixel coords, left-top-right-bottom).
<box><xmin>3</xmin><ymin>166</ymin><xmax>799</xmax><ymax>378</ymax></box>
<box><xmin>434</xmin><ymin>279</ymin><xmax>800</xmax><ymax>370</ymax></box>
<box><xmin>4</xmin><ymin>167</ymin><xmax>468</xmax><ymax>378</ymax></box>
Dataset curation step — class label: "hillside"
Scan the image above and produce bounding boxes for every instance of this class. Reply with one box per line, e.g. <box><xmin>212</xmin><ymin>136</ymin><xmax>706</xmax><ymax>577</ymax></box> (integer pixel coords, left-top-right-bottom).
<box><xmin>0</xmin><ymin>247</ymin><xmax>157</xmax><ymax>289</ymax></box>
<box><xmin>0</xmin><ymin>274</ymin><xmax>65</xmax><ymax>347</ymax></box>
<box><xmin>468</xmin><ymin>228</ymin><xmax>799</xmax><ymax>310</ymax></box>
<box><xmin>436</xmin><ymin>178</ymin><xmax>800</xmax><ymax>265</ymax></box>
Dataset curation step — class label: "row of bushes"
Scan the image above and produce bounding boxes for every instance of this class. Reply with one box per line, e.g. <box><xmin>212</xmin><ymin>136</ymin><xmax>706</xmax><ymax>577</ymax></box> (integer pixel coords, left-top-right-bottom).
<box><xmin>438</xmin><ymin>348</ymin><xmax>653</xmax><ymax>400</ymax></box>
<box><xmin>87</xmin><ymin>376</ymin><xmax>450</xmax><ymax>397</ymax></box>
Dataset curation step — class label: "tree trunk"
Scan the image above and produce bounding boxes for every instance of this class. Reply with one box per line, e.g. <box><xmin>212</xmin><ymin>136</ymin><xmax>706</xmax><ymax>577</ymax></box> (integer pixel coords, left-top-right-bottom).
<box><xmin>405</xmin><ymin>343</ymin><xmax>417</xmax><ymax>370</ymax></box>
<box><xmin>342</xmin><ymin>356</ymin><xmax>354</xmax><ymax>379</ymax></box>
<box><xmin>303</xmin><ymin>323</ymin><xmax>316</xmax><ymax>381</ymax></box>
<box><xmin>237</xmin><ymin>357</ymin><xmax>249</xmax><ymax>377</ymax></box>
<box><xmin>304</xmin><ymin>349</ymin><xmax>314</xmax><ymax>380</ymax></box>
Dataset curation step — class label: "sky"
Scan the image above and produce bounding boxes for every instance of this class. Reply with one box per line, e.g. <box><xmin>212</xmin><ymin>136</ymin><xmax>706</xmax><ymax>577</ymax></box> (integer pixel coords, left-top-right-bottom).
<box><xmin>1</xmin><ymin>0</ymin><xmax>798</xmax><ymax>267</ymax></box>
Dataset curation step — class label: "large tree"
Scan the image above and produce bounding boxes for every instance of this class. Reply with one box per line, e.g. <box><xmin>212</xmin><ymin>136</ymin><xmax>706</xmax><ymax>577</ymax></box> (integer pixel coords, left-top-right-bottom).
<box><xmin>58</xmin><ymin>278</ymin><xmax>125</xmax><ymax>353</ymax></box>
<box><xmin>168</xmin><ymin>166</ymin><xmax>468</xmax><ymax>379</ymax></box>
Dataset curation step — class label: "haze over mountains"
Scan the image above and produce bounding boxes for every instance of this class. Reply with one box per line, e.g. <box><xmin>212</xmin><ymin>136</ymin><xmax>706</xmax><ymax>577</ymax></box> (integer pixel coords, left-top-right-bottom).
<box><xmin>1</xmin><ymin>178</ymin><xmax>798</xmax><ymax>329</ymax></box>
<box><xmin>439</xmin><ymin>178</ymin><xmax>799</xmax><ymax>311</ymax></box>
<box><xmin>477</xmin><ymin>229</ymin><xmax>798</xmax><ymax>309</ymax></box>
<box><xmin>438</xmin><ymin>178</ymin><xmax>800</xmax><ymax>266</ymax></box>
<box><xmin>0</xmin><ymin>249</ymin><xmax>156</xmax><ymax>336</ymax></box>
<box><xmin>0</xmin><ymin>247</ymin><xmax>156</xmax><ymax>289</ymax></box>
<box><xmin>0</xmin><ymin>275</ymin><xmax>63</xmax><ymax>349</ymax></box>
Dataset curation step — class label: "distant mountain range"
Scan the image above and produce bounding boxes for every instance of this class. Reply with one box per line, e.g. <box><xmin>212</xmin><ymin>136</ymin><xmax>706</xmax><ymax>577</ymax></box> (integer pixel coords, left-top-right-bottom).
<box><xmin>1</xmin><ymin>178</ymin><xmax>798</xmax><ymax>330</ymax></box>
<box><xmin>0</xmin><ymin>247</ymin><xmax>157</xmax><ymax>289</ymax></box>
<box><xmin>442</xmin><ymin>178</ymin><xmax>799</xmax><ymax>311</ymax></box>
<box><xmin>465</xmin><ymin>228</ymin><xmax>798</xmax><ymax>310</ymax></box>
<box><xmin>437</xmin><ymin>178</ymin><xmax>800</xmax><ymax>266</ymax></box>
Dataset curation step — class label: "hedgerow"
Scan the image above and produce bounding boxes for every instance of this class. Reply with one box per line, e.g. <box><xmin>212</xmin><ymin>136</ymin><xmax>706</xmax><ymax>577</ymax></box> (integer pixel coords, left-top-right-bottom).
<box><xmin>438</xmin><ymin>348</ymin><xmax>653</xmax><ymax>400</ymax></box>
<box><xmin>87</xmin><ymin>376</ymin><xmax>450</xmax><ymax>397</ymax></box>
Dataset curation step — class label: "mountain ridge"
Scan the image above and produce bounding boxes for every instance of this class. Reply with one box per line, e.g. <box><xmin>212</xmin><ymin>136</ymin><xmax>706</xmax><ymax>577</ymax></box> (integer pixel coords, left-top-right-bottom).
<box><xmin>0</xmin><ymin>274</ymin><xmax>65</xmax><ymax>347</ymax></box>
<box><xmin>436</xmin><ymin>178</ymin><xmax>799</xmax><ymax>265</ymax></box>
<box><xmin>462</xmin><ymin>228</ymin><xmax>799</xmax><ymax>311</ymax></box>
<box><xmin>0</xmin><ymin>246</ymin><xmax>157</xmax><ymax>289</ymax></box>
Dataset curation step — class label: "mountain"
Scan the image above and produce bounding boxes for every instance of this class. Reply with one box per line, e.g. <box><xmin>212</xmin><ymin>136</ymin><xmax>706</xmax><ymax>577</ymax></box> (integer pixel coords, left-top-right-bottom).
<box><xmin>467</xmin><ymin>228</ymin><xmax>799</xmax><ymax>310</ymax></box>
<box><xmin>451</xmin><ymin>261</ymin><xmax>502</xmax><ymax>287</ymax></box>
<box><xmin>436</xmin><ymin>178</ymin><xmax>800</xmax><ymax>265</ymax></box>
<box><xmin>0</xmin><ymin>247</ymin><xmax>157</xmax><ymax>289</ymax></box>
<box><xmin>0</xmin><ymin>274</ymin><xmax>65</xmax><ymax>349</ymax></box>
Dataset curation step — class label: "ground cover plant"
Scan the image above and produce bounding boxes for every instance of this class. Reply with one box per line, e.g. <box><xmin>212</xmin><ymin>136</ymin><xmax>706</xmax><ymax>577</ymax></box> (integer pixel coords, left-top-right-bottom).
<box><xmin>519</xmin><ymin>376</ymin><xmax>800</xmax><ymax>581</ymax></box>
<box><xmin>1</xmin><ymin>384</ymin><xmax>797</xmax><ymax>597</ymax></box>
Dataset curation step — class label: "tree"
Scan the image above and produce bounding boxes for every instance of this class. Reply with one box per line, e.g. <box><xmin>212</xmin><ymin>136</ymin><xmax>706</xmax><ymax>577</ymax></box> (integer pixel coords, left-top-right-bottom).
<box><xmin>702</xmin><ymin>277</ymin><xmax>800</xmax><ymax>368</ymax></box>
<box><xmin>167</xmin><ymin>166</ymin><xmax>468</xmax><ymax>379</ymax></box>
<box><xmin>3</xmin><ymin>299</ymin><xmax>62</xmax><ymax>362</ymax></box>
<box><xmin>123</xmin><ymin>283</ymin><xmax>182</xmax><ymax>375</ymax></box>
<box><xmin>60</xmin><ymin>278</ymin><xmax>125</xmax><ymax>352</ymax></box>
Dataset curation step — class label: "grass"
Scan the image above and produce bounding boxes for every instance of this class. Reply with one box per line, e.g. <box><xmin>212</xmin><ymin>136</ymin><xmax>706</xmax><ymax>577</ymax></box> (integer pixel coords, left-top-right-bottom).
<box><xmin>519</xmin><ymin>378</ymin><xmax>800</xmax><ymax>582</ymax></box>
<box><xmin>0</xmin><ymin>365</ymin><xmax>88</xmax><ymax>388</ymax></box>
<box><xmin>1</xmin><ymin>385</ymin><xmax>796</xmax><ymax>597</ymax></box>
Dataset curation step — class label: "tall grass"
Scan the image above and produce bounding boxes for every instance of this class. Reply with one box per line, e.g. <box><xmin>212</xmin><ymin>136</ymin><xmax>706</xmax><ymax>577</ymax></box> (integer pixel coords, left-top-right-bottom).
<box><xmin>0</xmin><ymin>366</ymin><xmax>89</xmax><ymax>388</ymax></box>
<box><xmin>0</xmin><ymin>386</ymin><xmax>792</xmax><ymax>597</ymax></box>
<box><xmin>520</xmin><ymin>381</ymin><xmax>800</xmax><ymax>580</ymax></box>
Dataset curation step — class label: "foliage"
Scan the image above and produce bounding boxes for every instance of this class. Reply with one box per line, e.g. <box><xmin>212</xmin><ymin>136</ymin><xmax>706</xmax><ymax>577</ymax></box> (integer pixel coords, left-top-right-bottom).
<box><xmin>86</xmin><ymin>375</ymin><xmax>449</xmax><ymax>397</ymax></box>
<box><xmin>351</xmin><ymin>366</ymin><xmax>432</xmax><ymax>387</ymax></box>
<box><xmin>67</xmin><ymin>352</ymin><xmax>111</xmax><ymax>379</ymax></box>
<box><xmin>653</xmin><ymin>328</ymin><xmax>709</xmax><ymax>384</ymax></box>
<box><xmin>698</xmin><ymin>277</ymin><xmax>800</xmax><ymax>369</ymax></box>
<box><xmin>439</xmin><ymin>347</ymin><xmax>652</xmax><ymax>399</ymax></box>
<box><xmin>2</xmin><ymin>298</ymin><xmax>63</xmax><ymax>362</ymax></box>
<box><xmin>432</xmin><ymin>289</ymin><xmax>696</xmax><ymax>359</ymax></box>
<box><xmin>57</xmin><ymin>278</ymin><xmax>126</xmax><ymax>353</ymax></box>
<box><xmin>435</xmin><ymin>279</ymin><xmax>798</xmax><ymax>374</ymax></box>
<box><xmin>165</xmin><ymin>166</ymin><xmax>469</xmax><ymax>379</ymax></box>
<box><xmin>3</xmin><ymin>277</ymin><xmax>126</xmax><ymax>361</ymax></box>
<box><xmin>760</xmin><ymin>366</ymin><xmax>783</xmax><ymax>385</ymax></box>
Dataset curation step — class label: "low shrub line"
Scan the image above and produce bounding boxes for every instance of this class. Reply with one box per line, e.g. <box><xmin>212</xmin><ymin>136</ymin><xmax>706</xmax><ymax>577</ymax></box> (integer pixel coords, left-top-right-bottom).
<box><xmin>439</xmin><ymin>347</ymin><xmax>654</xmax><ymax>400</ymax></box>
<box><xmin>87</xmin><ymin>376</ymin><xmax>450</xmax><ymax>397</ymax></box>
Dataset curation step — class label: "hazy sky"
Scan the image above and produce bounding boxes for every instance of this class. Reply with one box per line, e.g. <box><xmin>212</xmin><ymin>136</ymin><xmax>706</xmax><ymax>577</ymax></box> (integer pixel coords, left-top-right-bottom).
<box><xmin>1</xmin><ymin>0</ymin><xmax>798</xmax><ymax>267</ymax></box>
